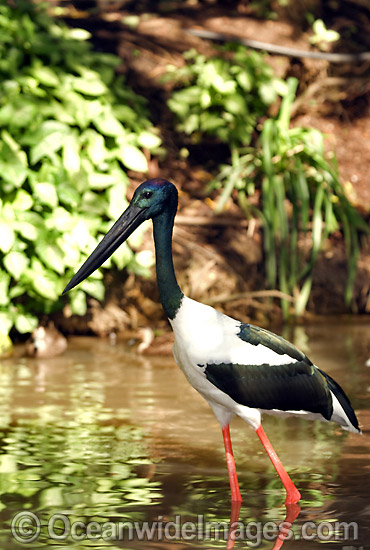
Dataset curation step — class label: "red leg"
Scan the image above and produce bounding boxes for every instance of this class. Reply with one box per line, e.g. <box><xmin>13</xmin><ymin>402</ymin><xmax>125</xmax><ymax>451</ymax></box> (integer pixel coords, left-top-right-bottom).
<box><xmin>256</xmin><ymin>425</ymin><xmax>301</xmax><ymax>505</ymax></box>
<box><xmin>222</xmin><ymin>425</ymin><xmax>242</xmax><ymax>502</ymax></box>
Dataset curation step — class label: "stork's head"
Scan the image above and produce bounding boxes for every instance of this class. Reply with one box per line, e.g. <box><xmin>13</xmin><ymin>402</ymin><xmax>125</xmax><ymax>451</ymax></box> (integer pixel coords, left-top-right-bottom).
<box><xmin>130</xmin><ymin>178</ymin><xmax>178</xmax><ymax>219</ymax></box>
<box><xmin>63</xmin><ymin>179</ymin><xmax>177</xmax><ymax>294</ymax></box>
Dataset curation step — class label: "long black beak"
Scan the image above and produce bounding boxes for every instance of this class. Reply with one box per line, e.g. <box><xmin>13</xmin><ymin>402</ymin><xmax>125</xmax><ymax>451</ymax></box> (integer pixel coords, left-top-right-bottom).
<box><xmin>63</xmin><ymin>203</ymin><xmax>148</xmax><ymax>294</ymax></box>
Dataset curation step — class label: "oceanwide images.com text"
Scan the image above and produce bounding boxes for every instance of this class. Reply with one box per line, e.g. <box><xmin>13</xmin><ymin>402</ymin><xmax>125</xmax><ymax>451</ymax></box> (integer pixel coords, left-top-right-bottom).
<box><xmin>10</xmin><ymin>511</ymin><xmax>359</xmax><ymax>546</ymax></box>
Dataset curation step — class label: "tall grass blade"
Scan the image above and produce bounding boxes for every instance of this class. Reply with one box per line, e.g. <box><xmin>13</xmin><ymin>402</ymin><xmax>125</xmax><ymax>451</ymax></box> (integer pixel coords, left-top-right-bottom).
<box><xmin>278</xmin><ymin>78</ymin><xmax>298</xmax><ymax>130</ymax></box>
<box><xmin>295</xmin><ymin>276</ymin><xmax>313</xmax><ymax>316</ymax></box>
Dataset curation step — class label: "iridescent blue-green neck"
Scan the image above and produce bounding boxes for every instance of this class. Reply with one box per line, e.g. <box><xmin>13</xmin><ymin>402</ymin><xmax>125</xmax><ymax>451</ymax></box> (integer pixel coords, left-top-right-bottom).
<box><xmin>152</xmin><ymin>209</ymin><xmax>183</xmax><ymax>320</ymax></box>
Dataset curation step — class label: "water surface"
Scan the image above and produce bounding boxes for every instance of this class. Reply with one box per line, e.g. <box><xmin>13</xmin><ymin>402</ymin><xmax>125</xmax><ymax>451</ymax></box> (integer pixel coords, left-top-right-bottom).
<box><xmin>0</xmin><ymin>320</ymin><xmax>369</xmax><ymax>549</ymax></box>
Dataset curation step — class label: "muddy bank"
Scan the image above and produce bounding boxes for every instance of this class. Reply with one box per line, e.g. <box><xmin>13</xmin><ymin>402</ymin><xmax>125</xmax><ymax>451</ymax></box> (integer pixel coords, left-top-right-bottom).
<box><xmin>55</xmin><ymin>206</ymin><xmax>370</xmax><ymax>340</ymax></box>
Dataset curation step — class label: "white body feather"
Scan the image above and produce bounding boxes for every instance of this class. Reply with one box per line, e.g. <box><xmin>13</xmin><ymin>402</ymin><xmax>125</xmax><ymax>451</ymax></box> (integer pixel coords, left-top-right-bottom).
<box><xmin>170</xmin><ymin>296</ymin><xmax>359</xmax><ymax>433</ymax></box>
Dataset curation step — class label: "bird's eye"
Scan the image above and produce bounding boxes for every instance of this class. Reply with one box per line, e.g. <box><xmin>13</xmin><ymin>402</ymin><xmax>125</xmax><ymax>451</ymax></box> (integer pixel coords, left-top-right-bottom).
<box><xmin>143</xmin><ymin>191</ymin><xmax>153</xmax><ymax>199</ymax></box>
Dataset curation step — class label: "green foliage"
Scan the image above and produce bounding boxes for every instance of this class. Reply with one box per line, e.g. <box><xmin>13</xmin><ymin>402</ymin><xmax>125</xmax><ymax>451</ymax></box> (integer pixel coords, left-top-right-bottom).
<box><xmin>212</xmin><ymin>79</ymin><xmax>369</xmax><ymax>316</ymax></box>
<box><xmin>167</xmin><ymin>46</ymin><xmax>287</xmax><ymax>148</ymax></box>
<box><xmin>0</xmin><ymin>1</ymin><xmax>161</xmax><ymax>336</ymax></box>
<box><xmin>168</xmin><ymin>48</ymin><xmax>368</xmax><ymax>316</ymax></box>
<box><xmin>310</xmin><ymin>19</ymin><xmax>340</xmax><ymax>48</ymax></box>
<box><xmin>259</xmin><ymin>80</ymin><xmax>368</xmax><ymax>315</ymax></box>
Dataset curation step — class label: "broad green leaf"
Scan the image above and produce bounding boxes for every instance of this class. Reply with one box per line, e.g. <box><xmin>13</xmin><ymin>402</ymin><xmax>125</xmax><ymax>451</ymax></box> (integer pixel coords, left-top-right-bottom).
<box><xmin>259</xmin><ymin>83</ymin><xmax>277</xmax><ymax>104</ymax></box>
<box><xmin>85</xmin><ymin>100</ymin><xmax>105</xmax><ymax>126</ymax></box>
<box><xmin>137</xmin><ymin>131</ymin><xmax>162</xmax><ymax>149</ymax></box>
<box><xmin>0</xmin><ymin>312</ymin><xmax>13</xmax><ymax>335</ymax></box>
<box><xmin>72</xmin><ymin>76</ymin><xmax>107</xmax><ymax>96</ymax></box>
<box><xmin>30</xmin><ymin>129</ymin><xmax>69</xmax><ymax>164</ymax></box>
<box><xmin>224</xmin><ymin>95</ymin><xmax>246</xmax><ymax>115</ymax></box>
<box><xmin>272</xmin><ymin>78</ymin><xmax>289</xmax><ymax>97</ymax></box>
<box><xmin>129</xmin><ymin>255</ymin><xmax>151</xmax><ymax>278</ymax></box>
<box><xmin>198</xmin><ymin>114</ymin><xmax>222</xmax><ymax>133</ymax></box>
<box><xmin>14</xmin><ymin>221</ymin><xmax>39</xmax><ymax>241</ymax></box>
<box><xmin>84</xmin><ymin>130</ymin><xmax>106</xmax><ymax>165</ymax></box>
<box><xmin>80</xmin><ymin>279</ymin><xmax>104</xmax><ymax>301</ymax></box>
<box><xmin>49</xmin><ymin>99</ymin><xmax>75</xmax><ymax>125</ymax></box>
<box><xmin>88</xmin><ymin>172</ymin><xmax>116</xmax><ymax>190</ymax></box>
<box><xmin>32</xmin><ymin>182</ymin><xmax>58</xmax><ymax>208</ymax></box>
<box><xmin>122</xmin><ymin>15</ymin><xmax>140</xmax><ymax>29</ymax></box>
<box><xmin>27</xmin><ymin>120</ymin><xmax>70</xmax><ymax>143</ymax></box>
<box><xmin>113</xmin><ymin>104</ymin><xmax>137</xmax><ymax>124</ymax></box>
<box><xmin>56</xmin><ymin>234</ymin><xmax>80</xmax><ymax>267</ymax></box>
<box><xmin>3</xmin><ymin>251</ymin><xmax>29</xmax><ymax>280</ymax></box>
<box><xmin>127</xmin><ymin>219</ymin><xmax>150</xmax><ymax>248</ymax></box>
<box><xmin>117</xmin><ymin>144</ymin><xmax>148</xmax><ymax>173</ymax></box>
<box><xmin>0</xmin><ymin>143</ymin><xmax>28</xmax><ymax>187</ymax></box>
<box><xmin>9</xmin><ymin>284</ymin><xmax>26</xmax><ymax>299</ymax></box>
<box><xmin>110</xmin><ymin>242</ymin><xmax>133</xmax><ymax>270</ymax></box>
<box><xmin>15</xmin><ymin>313</ymin><xmax>38</xmax><ymax>334</ymax></box>
<box><xmin>45</xmin><ymin>207</ymin><xmax>75</xmax><ymax>232</ymax></box>
<box><xmin>135</xmin><ymin>250</ymin><xmax>154</xmax><ymax>269</ymax></box>
<box><xmin>236</xmin><ymin>71</ymin><xmax>253</xmax><ymax>91</ymax></box>
<box><xmin>212</xmin><ymin>76</ymin><xmax>236</xmax><ymax>94</ymax></box>
<box><xmin>0</xmin><ymin>103</ymin><xmax>15</xmax><ymax>126</ymax></box>
<box><xmin>69</xmin><ymin>220</ymin><xmax>96</xmax><ymax>253</ymax></box>
<box><xmin>200</xmin><ymin>90</ymin><xmax>212</xmax><ymax>109</ymax></box>
<box><xmin>31</xmin><ymin>66</ymin><xmax>59</xmax><ymax>87</ymax></box>
<box><xmin>60</xmin><ymin>90</ymin><xmax>93</xmax><ymax>128</ymax></box>
<box><xmin>31</xmin><ymin>271</ymin><xmax>59</xmax><ymax>301</ymax></box>
<box><xmin>168</xmin><ymin>87</ymin><xmax>202</xmax><ymax>115</ymax></box>
<box><xmin>180</xmin><ymin>113</ymin><xmax>198</xmax><ymax>134</ymax></box>
<box><xmin>69</xmin><ymin>290</ymin><xmax>87</xmax><ymax>316</ymax></box>
<box><xmin>311</xmin><ymin>19</ymin><xmax>340</xmax><ymax>44</ymax></box>
<box><xmin>304</xmin><ymin>128</ymin><xmax>323</xmax><ymax>152</ymax></box>
<box><xmin>67</xmin><ymin>28</ymin><xmax>91</xmax><ymax>40</ymax></box>
<box><xmin>12</xmin><ymin>189</ymin><xmax>33</xmax><ymax>211</ymax></box>
<box><xmin>0</xmin><ymin>270</ymin><xmax>10</xmax><ymax>306</ymax></box>
<box><xmin>1</xmin><ymin>130</ymin><xmax>22</xmax><ymax>152</ymax></box>
<box><xmin>0</xmin><ymin>223</ymin><xmax>15</xmax><ymax>253</ymax></box>
<box><xmin>106</xmin><ymin>181</ymin><xmax>127</xmax><ymax>220</ymax></box>
<box><xmin>80</xmin><ymin>190</ymin><xmax>107</xmax><ymax>215</ymax></box>
<box><xmin>16</xmin><ymin>210</ymin><xmax>44</xmax><ymax>226</ymax></box>
<box><xmin>36</xmin><ymin>243</ymin><xmax>65</xmax><ymax>274</ymax></box>
<box><xmin>57</xmin><ymin>184</ymin><xmax>80</xmax><ymax>207</ymax></box>
<box><xmin>63</xmin><ymin>134</ymin><xmax>80</xmax><ymax>174</ymax></box>
<box><xmin>2</xmin><ymin>100</ymin><xmax>37</xmax><ymax>130</ymax></box>
<box><xmin>94</xmin><ymin>107</ymin><xmax>124</xmax><ymax>137</ymax></box>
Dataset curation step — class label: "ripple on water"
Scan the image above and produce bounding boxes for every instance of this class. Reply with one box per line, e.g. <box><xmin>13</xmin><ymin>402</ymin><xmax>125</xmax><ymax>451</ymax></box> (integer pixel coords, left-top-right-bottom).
<box><xmin>0</xmin><ymin>325</ymin><xmax>368</xmax><ymax>549</ymax></box>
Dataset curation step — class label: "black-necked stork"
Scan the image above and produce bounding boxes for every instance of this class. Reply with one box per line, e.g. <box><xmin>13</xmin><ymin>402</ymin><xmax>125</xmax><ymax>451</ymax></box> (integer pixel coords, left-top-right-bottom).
<box><xmin>63</xmin><ymin>178</ymin><xmax>361</xmax><ymax>505</ymax></box>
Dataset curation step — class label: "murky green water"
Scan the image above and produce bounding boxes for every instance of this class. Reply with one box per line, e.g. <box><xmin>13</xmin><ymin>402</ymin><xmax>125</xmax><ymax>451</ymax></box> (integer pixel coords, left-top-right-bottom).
<box><xmin>0</xmin><ymin>320</ymin><xmax>369</xmax><ymax>549</ymax></box>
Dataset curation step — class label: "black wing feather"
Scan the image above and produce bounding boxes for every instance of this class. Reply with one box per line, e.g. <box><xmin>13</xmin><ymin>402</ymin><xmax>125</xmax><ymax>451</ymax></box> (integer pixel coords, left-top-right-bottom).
<box><xmin>318</xmin><ymin>369</ymin><xmax>360</xmax><ymax>431</ymax></box>
<box><xmin>204</xmin><ymin>361</ymin><xmax>333</xmax><ymax>418</ymax></box>
<box><xmin>203</xmin><ymin>323</ymin><xmax>332</xmax><ymax>418</ymax></box>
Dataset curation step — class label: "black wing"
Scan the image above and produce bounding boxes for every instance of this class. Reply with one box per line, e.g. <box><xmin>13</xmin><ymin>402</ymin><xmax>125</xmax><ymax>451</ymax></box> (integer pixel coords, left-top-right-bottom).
<box><xmin>203</xmin><ymin>323</ymin><xmax>333</xmax><ymax>419</ymax></box>
<box><xmin>204</xmin><ymin>361</ymin><xmax>332</xmax><ymax>418</ymax></box>
<box><xmin>318</xmin><ymin>369</ymin><xmax>360</xmax><ymax>431</ymax></box>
